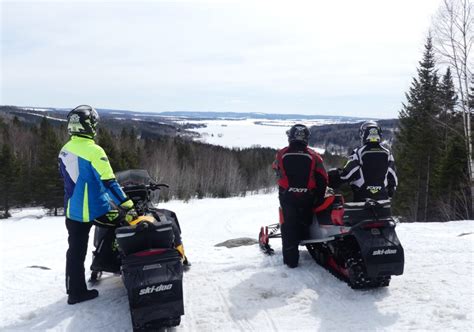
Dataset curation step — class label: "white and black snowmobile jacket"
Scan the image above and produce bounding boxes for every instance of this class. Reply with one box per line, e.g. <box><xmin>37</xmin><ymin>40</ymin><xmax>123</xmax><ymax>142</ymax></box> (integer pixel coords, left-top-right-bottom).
<box><xmin>340</xmin><ymin>142</ymin><xmax>398</xmax><ymax>201</ymax></box>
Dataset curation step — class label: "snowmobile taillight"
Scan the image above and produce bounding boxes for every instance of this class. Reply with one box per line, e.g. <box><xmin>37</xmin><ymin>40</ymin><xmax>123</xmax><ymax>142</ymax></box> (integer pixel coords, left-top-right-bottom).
<box><xmin>361</xmin><ymin>222</ymin><xmax>387</xmax><ymax>229</ymax></box>
<box><xmin>132</xmin><ymin>249</ymin><xmax>167</xmax><ymax>257</ymax></box>
<box><xmin>259</xmin><ymin>227</ymin><xmax>268</xmax><ymax>245</ymax></box>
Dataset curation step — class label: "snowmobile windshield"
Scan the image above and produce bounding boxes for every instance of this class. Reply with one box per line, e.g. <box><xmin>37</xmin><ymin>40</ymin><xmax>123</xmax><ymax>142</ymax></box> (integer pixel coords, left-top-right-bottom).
<box><xmin>115</xmin><ymin>169</ymin><xmax>160</xmax><ymax>204</ymax></box>
<box><xmin>115</xmin><ymin>169</ymin><xmax>155</xmax><ymax>186</ymax></box>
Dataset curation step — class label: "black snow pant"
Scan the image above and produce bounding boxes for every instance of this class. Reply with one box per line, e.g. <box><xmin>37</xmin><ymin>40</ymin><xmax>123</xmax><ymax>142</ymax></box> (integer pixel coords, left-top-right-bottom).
<box><xmin>279</xmin><ymin>196</ymin><xmax>313</xmax><ymax>268</ymax></box>
<box><xmin>65</xmin><ymin>218</ymin><xmax>93</xmax><ymax>296</ymax></box>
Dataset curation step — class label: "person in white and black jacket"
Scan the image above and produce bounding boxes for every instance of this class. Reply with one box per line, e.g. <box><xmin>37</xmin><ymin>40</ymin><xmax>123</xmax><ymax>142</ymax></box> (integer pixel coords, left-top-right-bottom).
<box><xmin>337</xmin><ymin>121</ymin><xmax>398</xmax><ymax>202</ymax></box>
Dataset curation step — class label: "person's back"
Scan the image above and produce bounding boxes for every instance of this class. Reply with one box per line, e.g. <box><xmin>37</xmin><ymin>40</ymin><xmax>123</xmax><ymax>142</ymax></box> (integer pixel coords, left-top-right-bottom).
<box><xmin>340</xmin><ymin>121</ymin><xmax>397</xmax><ymax>202</ymax></box>
<box><xmin>273</xmin><ymin>124</ymin><xmax>327</xmax><ymax>268</ymax></box>
<box><xmin>275</xmin><ymin>141</ymin><xmax>326</xmax><ymax>204</ymax></box>
<box><xmin>60</xmin><ymin>136</ymin><xmax>121</xmax><ymax>221</ymax></box>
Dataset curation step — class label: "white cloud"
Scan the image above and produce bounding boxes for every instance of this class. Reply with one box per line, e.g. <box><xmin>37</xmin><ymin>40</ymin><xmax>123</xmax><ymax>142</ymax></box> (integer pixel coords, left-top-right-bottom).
<box><xmin>1</xmin><ymin>0</ymin><xmax>442</xmax><ymax>117</ymax></box>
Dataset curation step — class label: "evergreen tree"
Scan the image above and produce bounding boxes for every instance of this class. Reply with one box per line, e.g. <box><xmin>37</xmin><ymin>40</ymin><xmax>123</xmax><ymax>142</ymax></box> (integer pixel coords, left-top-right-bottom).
<box><xmin>0</xmin><ymin>143</ymin><xmax>20</xmax><ymax>218</ymax></box>
<box><xmin>394</xmin><ymin>37</ymin><xmax>443</xmax><ymax>221</ymax></box>
<box><xmin>97</xmin><ymin>128</ymin><xmax>121</xmax><ymax>171</ymax></box>
<box><xmin>433</xmin><ymin>67</ymin><xmax>470</xmax><ymax>220</ymax></box>
<box><xmin>438</xmin><ymin>67</ymin><xmax>459</xmax><ymax>152</ymax></box>
<box><xmin>34</xmin><ymin>117</ymin><xmax>63</xmax><ymax>215</ymax></box>
<box><xmin>435</xmin><ymin>134</ymin><xmax>469</xmax><ymax>220</ymax></box>
<box><xmin>119</xmin><ymin>128</ymin><xmax>140</xmax><ymax>170</ymax></box>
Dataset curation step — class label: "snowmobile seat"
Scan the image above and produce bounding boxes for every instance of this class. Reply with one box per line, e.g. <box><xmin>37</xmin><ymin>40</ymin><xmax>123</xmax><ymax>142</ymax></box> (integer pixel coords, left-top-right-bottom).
<box><xmin>314</xmin><ymin>194</ymin><xmax>345</xmax><ymax>225</ymax></box>
<box><xmin>115</xmin><ymin>217</ymin><xmax>175</xmax><ymax>256</ymax></box>
<box><xmin>343</xmin><ymin>199</ymin><xmax>392</xmax><ymax>226</ymax></box>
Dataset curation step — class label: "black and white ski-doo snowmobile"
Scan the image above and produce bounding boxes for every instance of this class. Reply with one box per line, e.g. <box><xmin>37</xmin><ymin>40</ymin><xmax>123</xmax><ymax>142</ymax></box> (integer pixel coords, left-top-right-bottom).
<box><xmin>90</xmin><ymin>169</ymin><xmax>185</xmax><ymax>331</ymax></box>
<box><xmin>259</xmin><ymin>192</ymin><xmax>404</xmax><ymax>289</ymax></box>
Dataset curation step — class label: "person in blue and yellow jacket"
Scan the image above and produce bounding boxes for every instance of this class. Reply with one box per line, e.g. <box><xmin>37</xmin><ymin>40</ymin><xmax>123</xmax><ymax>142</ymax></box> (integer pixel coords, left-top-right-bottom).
<box><xmin>58</xmin><ymin>105</ymin><xmax>135</xmax><ymax>305</ymax></box>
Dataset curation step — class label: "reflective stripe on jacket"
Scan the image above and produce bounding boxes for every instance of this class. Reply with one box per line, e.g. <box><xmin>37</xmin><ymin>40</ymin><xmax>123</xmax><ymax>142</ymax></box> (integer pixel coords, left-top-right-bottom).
<box><xmin>58</xmin><ymin>136</ymin><xmax>127</xmax><ymax>222</ymax></box>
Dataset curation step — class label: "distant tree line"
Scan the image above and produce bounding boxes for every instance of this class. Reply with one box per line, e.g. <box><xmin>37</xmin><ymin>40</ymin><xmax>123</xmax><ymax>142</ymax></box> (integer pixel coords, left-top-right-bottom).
<box><xmin>0</xmin><ymin>115</ymin><xmax>277</xmax><ymax>218</ymax></box>
<box><xmin>308</xmin><ymin>119</ymin><xmax>398</xmax><ymax>155</ymax></box>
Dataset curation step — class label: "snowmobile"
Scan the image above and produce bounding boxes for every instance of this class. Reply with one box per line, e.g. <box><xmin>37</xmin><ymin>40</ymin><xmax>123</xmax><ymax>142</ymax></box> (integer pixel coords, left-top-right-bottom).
<box><xmin>90</xmin><ymin>169</ymin><xmax>185</xmax><ymax>330</ymax></box>
<box><xmin>258</xmin><ymin>192</ymin><xmax>404</xmax><ymax>289</ymax></box>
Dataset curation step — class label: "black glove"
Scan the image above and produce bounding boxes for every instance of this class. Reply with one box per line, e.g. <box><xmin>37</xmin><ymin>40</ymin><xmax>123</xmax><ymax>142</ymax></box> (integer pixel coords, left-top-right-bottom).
<box><xmin>328</xmin><ymin>168</ymin><xmax>343</xmax><ymax>189</ymax></box>
<box><xmin>387</xmin><ymin>187</ymin><xmax>395</xmax><ymax>198</ymax></box>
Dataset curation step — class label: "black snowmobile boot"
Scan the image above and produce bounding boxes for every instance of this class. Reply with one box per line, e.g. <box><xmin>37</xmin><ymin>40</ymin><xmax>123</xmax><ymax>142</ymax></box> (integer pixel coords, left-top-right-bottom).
<box><xmin>183</xmin><ymin>256</ymin><xmax>191</xmax><ymax>271</ymax></box>
<box><xmin>67</xmin><ymin>289</ymin><xmax>99</xmax><ymax>305</ymax></box>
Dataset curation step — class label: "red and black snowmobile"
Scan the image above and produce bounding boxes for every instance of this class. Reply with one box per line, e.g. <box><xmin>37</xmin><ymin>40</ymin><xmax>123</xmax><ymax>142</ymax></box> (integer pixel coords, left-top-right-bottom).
<box><xmin>89</xmin><ymin>169</ymin><xmax>186</xmax><ymax>331</ymax></box>
<box><xmin>259</xmin><ymin>193</ymin><xmax>404</xmax><ymax>289</ymax></box>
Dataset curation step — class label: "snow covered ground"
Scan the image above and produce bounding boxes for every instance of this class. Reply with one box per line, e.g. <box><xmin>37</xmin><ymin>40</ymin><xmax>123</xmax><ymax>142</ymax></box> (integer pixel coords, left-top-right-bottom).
<box><xmin>180</xmin><ymin>119</ymin><xmax>329</xmax><ymax>152</ymax></box>
<box><xmin>1</xmin><ymin>193</ymin><xmax>473</xmax><ymax>331</ymax></box>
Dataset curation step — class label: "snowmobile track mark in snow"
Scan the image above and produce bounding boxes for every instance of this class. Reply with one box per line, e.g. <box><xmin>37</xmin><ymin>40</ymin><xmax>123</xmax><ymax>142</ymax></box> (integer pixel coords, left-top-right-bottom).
<box><xmin>215</xmin><ymin>282</ymin><xmax>251</xmax><ymax>331</ymax></box>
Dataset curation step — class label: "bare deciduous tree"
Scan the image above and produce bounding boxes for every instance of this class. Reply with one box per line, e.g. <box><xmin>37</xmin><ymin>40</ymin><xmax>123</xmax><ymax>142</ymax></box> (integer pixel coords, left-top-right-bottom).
<box><xmin>432</xmin><ymin>0</ymin><xmax>473</xmax><ymax>215</ymax></box>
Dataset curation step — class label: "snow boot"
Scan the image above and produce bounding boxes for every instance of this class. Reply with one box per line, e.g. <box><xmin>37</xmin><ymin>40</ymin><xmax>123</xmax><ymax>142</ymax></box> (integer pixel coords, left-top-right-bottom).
<box><xmin>67</xmin><ymin>289</ymin><xmax>99</xmax><ymax>305</ymax></box>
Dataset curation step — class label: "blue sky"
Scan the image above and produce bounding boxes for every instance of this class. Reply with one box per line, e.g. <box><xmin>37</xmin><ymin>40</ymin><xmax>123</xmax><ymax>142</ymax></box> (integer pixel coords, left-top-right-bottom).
<box><xmin>1</xmin><ymin>0</ymin><xmax>442</xmax><ymax>118</ymax></box>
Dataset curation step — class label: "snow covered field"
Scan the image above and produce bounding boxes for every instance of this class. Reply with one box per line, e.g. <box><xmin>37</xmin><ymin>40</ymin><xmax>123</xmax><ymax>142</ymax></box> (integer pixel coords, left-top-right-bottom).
<box><xmin>180</xmin><ymin>119</ymin><xmax>330</xmax><ymax>151</ymax></box>
<box><xmin>1</xmin><ymin>193</ymin><xmax>473</xmax><ymax>331</ymax></box>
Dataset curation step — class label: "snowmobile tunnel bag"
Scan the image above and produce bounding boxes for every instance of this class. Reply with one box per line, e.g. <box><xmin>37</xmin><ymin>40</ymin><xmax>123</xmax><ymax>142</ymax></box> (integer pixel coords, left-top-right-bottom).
<box><xmin>353</xmin><ymin>226</ymin><xmax>405</xmax><ymax>278</ymax></box>
<box><xmin>121</xmin><ymin>249</ymin><xmax>184</xmax><ymax>327</ymax></box>
<box><xmin>343</xmin><ymin>199</ymin><xmax>392</xmax><ymax>226</ymax></box>
<box><xmin>115</xmin><ymin>218</ymin><xmax>175</xmax><ymax>256</ymax></box>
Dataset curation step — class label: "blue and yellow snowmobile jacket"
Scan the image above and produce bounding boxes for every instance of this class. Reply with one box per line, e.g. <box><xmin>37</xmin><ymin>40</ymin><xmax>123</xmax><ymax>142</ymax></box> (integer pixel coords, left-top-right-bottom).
<box><xmin>58</xmin><ymin>136</ymin><xmax>128</xmax><ymax>222</ymax></box>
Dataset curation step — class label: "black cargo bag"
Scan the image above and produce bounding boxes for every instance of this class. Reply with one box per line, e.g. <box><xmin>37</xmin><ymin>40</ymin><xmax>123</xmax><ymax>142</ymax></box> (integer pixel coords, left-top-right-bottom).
<box><xmin>121</xmin><ymin>249</ymin><xmax>184</xmax><ymax>329</ymax></box>
<box><xmin>115</xmin><ymin>218</ymin><xmax>175</xmax><ymax>256</ymax></box>
<box><xmin>343</xmin><ymin>199</ymin><xmax>392</xmax><ymax>225</ymax></box>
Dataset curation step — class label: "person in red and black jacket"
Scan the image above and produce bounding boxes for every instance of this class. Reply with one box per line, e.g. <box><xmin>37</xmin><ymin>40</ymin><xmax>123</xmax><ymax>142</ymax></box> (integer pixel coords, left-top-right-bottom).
<box><xmin>273</xmin><ymin>124</ymin><xmax>328</xmax><ymax>268</ymax></box>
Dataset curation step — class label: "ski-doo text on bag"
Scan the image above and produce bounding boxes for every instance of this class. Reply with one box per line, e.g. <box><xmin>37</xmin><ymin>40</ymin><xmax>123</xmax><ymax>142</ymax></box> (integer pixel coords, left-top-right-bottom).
<box><xmin>139</xmin><ymin>283</ymin><xmax>173</xmax><ymax>296</ymax></box>
<box><xmin>372</xmin><ymin>248</ymin><xmax>398</xmax><ymax>256</ymax></box>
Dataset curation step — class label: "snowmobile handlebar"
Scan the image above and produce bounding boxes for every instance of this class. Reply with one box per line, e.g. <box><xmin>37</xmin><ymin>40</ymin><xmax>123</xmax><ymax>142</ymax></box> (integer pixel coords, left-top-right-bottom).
<box><xmin>148</xmin><ymin>183</ymin><xmax>170</xmax><ymax>190</ymax></box>
<box><xmin>122</xmin><ymin>183</ymin><xmax>169</xmax><ymax>193</ymax></box>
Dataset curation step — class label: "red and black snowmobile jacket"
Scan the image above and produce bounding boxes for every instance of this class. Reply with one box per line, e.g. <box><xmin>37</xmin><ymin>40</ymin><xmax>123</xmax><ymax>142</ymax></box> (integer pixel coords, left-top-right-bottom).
<box><xmin>273</xmin><ymin>142</ymin><xmax>328</xmax><ymax>205</ymax></box>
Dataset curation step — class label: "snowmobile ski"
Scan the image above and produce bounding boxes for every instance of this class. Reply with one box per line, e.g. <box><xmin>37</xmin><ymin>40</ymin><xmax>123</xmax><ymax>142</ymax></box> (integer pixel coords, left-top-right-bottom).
<box><xmin>259</xmin><ymin>224</ymin><xmax>280</xmax><ymax>255</ymax></box>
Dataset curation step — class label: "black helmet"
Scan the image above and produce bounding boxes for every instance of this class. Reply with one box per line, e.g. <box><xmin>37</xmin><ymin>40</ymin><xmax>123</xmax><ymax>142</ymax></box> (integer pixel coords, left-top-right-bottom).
<box><xmin>67</xmin><ymin>105</ymin><xmax>99</xmax><ymax>138</ymax></box>
<box><xmin>359</xmin><ymin>120</ymin><xmax>382</xmax><ymax>144</ymax></box>
<box><xmin>287</xmin><ymin>124</ymin><xmax>310</xmax><ymax>145</ymax></box>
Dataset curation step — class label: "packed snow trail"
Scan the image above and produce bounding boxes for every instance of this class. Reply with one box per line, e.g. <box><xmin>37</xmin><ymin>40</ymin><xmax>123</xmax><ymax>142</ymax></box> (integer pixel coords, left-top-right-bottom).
<box><xmin>0</xmin><ymin>193</ymin><xmax>473</xmax><ymax>331</ymax></box>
